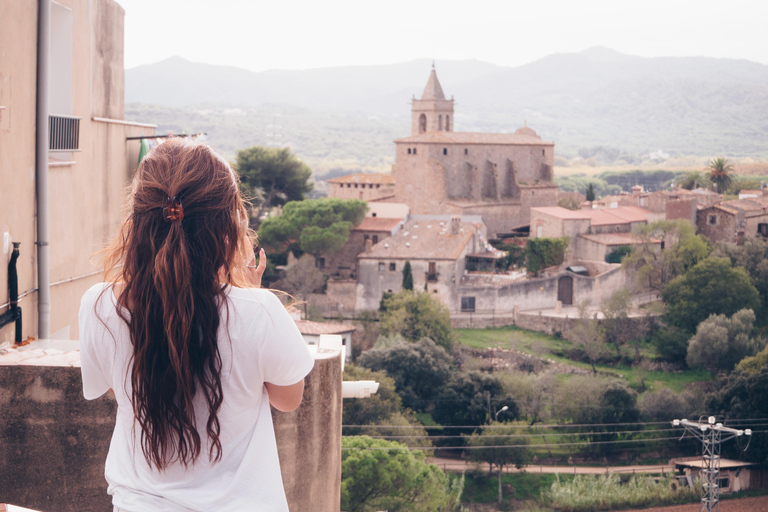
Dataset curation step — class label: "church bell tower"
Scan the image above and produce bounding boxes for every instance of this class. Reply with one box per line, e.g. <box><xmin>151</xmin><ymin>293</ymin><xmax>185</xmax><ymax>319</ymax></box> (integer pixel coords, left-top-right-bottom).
<box><xmin>411</xmin><ymin>66</ymin><xmax>455</xmax><ymax>135</ymax></box>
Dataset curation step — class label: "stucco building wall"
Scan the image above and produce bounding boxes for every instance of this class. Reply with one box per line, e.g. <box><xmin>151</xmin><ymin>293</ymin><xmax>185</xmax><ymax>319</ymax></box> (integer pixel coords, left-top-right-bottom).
<box><xmin>0</xmin><ymin>0</ymin><xmax>155</xmax><ymax>344</ymax></box>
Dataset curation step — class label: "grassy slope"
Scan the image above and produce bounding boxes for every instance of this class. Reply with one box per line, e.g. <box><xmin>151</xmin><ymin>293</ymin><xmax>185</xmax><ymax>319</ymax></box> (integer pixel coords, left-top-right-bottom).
<box><xmin>454</xmin><ymin>326</ymin><xmax>711</xmax><ymax>393</ymax></box>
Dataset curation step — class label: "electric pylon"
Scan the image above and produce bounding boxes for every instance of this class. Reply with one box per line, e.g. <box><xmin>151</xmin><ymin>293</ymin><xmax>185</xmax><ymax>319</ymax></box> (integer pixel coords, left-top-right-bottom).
<box><xmin>672</xmin><ymin>417</ymin><xmax>752</xmax><ymax>512</ymax></box>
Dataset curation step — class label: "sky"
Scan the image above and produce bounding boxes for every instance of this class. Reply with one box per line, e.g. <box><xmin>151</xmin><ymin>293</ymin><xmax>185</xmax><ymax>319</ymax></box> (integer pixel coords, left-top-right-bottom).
<box><xmin>118</xmin><ymin>0</ymin><xmax>768</xmax><ymax>72</ymax></box>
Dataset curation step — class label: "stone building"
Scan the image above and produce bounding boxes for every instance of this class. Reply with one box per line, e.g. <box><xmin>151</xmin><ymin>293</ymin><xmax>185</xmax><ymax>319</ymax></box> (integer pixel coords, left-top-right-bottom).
<box><xmin>0</xmin><ymin>0</ymin><xmax>156</xmax><ymax>344</ymax></box>
<box><xmin>697</xmin><ymin>196</ymin><xmax>768</xmax><ymax>244</ymax></box>
<box><xmin>323</xmin><ymin>216</ymin><xmax>404</xmax><ymax>279</ymax></box>
<box><xmin>355</xmin><ymin>215</ymin><xmax>486</xmax><ymax>311</ymax></box>
<box><xmin>391</xmin><ymin>69</ymin><xmax>558</xmax><ymax>238</ymax></box>
<box><xmin>327</xmin><ymin>173</ymin><xmax>395</xmax><ymax>201</ymax></box>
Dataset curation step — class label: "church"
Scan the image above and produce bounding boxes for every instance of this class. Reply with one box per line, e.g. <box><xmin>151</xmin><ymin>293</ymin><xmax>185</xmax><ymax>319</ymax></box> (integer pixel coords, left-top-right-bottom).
<box><xmin>391</xmin><ymin>68</ymin><xmax>559</xmax><ymax>237</ymax></box>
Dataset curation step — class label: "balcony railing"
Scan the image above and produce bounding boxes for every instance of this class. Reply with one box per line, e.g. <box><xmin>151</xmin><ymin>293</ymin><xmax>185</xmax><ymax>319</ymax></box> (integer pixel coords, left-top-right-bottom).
<box><xmin>49</xmin><ymin>115</ymin><xmax>81</xmax><ymax>151</ymax></box>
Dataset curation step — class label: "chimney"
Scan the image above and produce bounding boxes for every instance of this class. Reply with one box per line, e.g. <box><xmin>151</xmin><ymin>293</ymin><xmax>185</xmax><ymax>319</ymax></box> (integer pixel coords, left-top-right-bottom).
<box><xmin>365</xmin><ymin>238</ymin><xmax>373</xmax><ymax>251</ymax></box>
<box><xmin>450</xmin><ymin>215</ymin><xmax>460</xmax><ymax>235</ymax></box>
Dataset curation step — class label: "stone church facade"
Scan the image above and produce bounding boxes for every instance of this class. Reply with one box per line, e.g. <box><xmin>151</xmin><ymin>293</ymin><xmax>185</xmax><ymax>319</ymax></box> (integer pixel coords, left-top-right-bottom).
<box><xmin>391</xmin><ymin>69</ymin><xmax>558</xmax><ymax>237</ymax></box>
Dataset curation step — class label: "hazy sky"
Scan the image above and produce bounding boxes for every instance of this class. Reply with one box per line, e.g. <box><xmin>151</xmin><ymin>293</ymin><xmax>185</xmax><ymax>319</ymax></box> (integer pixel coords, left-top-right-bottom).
<box><xmin>118</xmin><ymin>0</ymin><xmax>768</xmax><ymax>71</ymax></box>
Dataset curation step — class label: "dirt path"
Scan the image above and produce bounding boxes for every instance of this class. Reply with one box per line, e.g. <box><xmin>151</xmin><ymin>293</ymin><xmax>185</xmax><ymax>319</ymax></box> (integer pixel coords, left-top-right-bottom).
<box><xmin>429</xmin><ymin>457</ymin><xmax>675</xmax><ymax>475</ymax></box>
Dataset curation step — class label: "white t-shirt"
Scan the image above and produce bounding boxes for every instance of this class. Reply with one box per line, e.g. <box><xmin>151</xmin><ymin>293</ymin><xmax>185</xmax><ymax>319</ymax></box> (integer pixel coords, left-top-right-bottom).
<box><xmin>79</xmin><ymin>283</ymin><xmax>315</xmax><ymax>512</ymax></box>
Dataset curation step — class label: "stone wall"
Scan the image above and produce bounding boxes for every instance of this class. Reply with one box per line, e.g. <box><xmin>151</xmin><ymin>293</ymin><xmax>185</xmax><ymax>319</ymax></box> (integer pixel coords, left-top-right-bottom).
<box><xmin>0</xmin><ymin>349</ymin><xmax>343</xmax><ymax>512</ymax></box>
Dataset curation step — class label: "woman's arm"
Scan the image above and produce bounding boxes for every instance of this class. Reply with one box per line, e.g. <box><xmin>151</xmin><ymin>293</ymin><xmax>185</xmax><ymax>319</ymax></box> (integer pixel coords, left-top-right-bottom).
<box><xmin>265</xmin><ymin>380</ymin><xmax>305</xmax><ymax>412</ymax></box>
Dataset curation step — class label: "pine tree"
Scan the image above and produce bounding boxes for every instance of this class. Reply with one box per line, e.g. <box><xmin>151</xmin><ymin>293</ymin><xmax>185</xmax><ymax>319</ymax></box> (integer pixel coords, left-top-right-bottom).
<box><xmin>402</xmin><ymin>260</ymin><xmax>414</xmax><ymax>291</ymax></box>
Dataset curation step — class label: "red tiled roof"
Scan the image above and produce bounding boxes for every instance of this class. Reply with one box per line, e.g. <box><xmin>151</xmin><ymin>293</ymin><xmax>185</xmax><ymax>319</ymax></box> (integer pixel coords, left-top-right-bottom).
<box><xmin>395</xmin><ymin>131</ymin><xmax>553</xmax><ymax>146</ymax></box>
<box><xmin>353</xmin><ymin>217</ymin><xmax>403</xmax><ymax>232</ymax></box>
<box><xmin>294</xmin><ymin>320</ymin><xmax>355</xmax><ymax>336</ymax></box>
<box><xmin>327</xmin><ymin>173</ymin><xmax>395</xmax><ymax>185</ymax></box>
<box><xmin>721</xmin><ymin>197</ymin><xmax>768</xmax><ymax>212</ymax></box>
<box><xmin>359</xmin><ymin>219</ymin><xmax>476</xmax><ymax>260</ymax></box>
<box><xmin>532</xmin><ymin>206</ymin><xmax>651</xmax><ymax>226</ymax></box>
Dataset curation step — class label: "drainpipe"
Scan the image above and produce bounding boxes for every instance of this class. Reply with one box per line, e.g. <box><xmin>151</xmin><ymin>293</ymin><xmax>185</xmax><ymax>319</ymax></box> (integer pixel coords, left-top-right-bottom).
<box><xmin>36</xmin><ymin>0</ymin><xmax>51</xmax><ymax>339</ymax></box>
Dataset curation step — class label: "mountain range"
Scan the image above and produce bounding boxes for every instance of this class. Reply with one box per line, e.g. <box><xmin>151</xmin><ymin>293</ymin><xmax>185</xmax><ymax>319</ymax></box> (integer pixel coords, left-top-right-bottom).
<box><xmin>125</xmin><ymin>48</ymin><xmax>768</xmax><ymax>170</ymax></box>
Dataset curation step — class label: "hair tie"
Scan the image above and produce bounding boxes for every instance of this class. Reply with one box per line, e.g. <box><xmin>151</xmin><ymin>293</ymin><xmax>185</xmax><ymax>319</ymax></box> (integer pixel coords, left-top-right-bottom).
<box><xmin>163</xmin><ymin>196</ymin><xmax>184</xmax><ymax>223</ymax></box>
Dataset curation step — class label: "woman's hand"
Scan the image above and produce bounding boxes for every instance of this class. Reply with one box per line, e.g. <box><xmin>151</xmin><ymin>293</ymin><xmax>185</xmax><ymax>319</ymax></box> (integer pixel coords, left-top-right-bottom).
<box><xmin>245</xmin><ymin>248</ymin><xmax>267</xmax><ymax>288</ymax></box>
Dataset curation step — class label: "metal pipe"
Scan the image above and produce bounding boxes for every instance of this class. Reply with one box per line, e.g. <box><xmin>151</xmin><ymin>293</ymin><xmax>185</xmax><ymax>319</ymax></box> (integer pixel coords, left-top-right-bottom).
<box><xmin>36</xmin><ymin>0</ymin><xmax>51</xmax><ymax>339</ymax></box>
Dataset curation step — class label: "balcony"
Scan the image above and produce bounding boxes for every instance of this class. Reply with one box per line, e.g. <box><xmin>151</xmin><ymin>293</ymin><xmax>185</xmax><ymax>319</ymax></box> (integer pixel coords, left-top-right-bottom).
<box><xmin>0</xmin><ymin>337</ymin><xmax>350</xmax><ymax>512</ymax></box>
<box><xmin>49</xmin><ymin>115</ymin><xmax>81</xmax><ymax>151</ymax></box>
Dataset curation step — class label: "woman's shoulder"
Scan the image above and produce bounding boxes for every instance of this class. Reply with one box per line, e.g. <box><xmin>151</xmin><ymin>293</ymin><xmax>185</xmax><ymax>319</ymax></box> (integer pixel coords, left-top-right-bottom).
<box><xmin>224</xmin><ymin>287</ymin><xmax>286</xmax><ymax>315</ymax></box>
<box><xmin>80</xmin><ymin>282</ymin><xmax>114</xmax><ymax>311</ymax></box>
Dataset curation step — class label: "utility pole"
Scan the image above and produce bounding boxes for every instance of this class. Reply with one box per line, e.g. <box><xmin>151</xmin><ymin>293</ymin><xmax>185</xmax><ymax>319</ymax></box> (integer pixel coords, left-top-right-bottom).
<box><xmin>672</xmin><ymin>417</ymin><xmax>751</xmax><ymax>512</ymax></box>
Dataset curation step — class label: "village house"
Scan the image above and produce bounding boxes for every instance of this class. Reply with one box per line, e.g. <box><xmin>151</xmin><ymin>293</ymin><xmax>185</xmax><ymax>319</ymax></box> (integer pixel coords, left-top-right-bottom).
<box><xmin>697</xmin><ymin>195</ymin><xmax>768</xmax><ymax>244</ymax></box>
<box><xmin>355</xmin><ymin>215</ymin><xmax>487</xmax><ymax>311</ymax></box>
<box><xmin>327</xmin><ymin>172</ymin><xmax>395</xmax><ymax>201</ymax></box>
<box><xmin>0</xmin><ymin>0</ymin><xmax>156</xmax><ymax>345</ymax></box>
<box><xmin>323</xmin><ymin>216</ymin><xmax>404</xmax><ymax>279</ymax></box>
<box><xmin>530</xmin><ymin>206</ymin><xmax>658</xmax><ymax>262</ymax></box>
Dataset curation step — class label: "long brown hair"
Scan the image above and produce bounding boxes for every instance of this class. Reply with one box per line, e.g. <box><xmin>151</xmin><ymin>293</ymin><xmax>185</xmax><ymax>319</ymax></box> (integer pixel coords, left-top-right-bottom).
<box><xmin>102</xmin><ymin>138</ymin><xmax>255</xmax><ymax>469</ymax></box>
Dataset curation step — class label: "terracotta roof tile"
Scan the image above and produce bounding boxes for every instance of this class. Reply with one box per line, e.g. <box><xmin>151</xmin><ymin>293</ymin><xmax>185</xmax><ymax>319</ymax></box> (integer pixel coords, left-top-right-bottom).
<box><xmin>359</xmin><ymin>218</ymin><xmax>476</xmax><ymax>260</ymax></box>
<box><xmin>327</xmin><ymin>173</ymin><xmax>395</xmax><ymax>185</ymax></box>
<box><xmin>295</xmin><ymin>320</ymin><xmax>356</xmax><ymax>336</ymax></box>
<box><xmin>353</xmin><ymin>217</ymin><xmax>403</xmax><ymax>232</ymax></box>
<box><xmin>395</xmin><ymin>131</ymin><xmax>553</xmax><ymax>146</ymax></box>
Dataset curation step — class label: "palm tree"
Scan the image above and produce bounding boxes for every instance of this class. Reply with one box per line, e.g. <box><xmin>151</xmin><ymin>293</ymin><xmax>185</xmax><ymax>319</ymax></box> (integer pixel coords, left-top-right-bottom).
<box><xmin>707</xmin><ymin>157</ymin><xmax>735</xmax><ymax>193</ymax></box>
<box><xmin>675</xmin><ymin>170</ymin><xmax>711</xmax><ymax>190</ymax></box>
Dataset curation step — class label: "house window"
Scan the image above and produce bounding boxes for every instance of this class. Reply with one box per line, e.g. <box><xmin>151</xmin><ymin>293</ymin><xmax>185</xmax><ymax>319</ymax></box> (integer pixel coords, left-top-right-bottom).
<box><xmin>378</xmin><ymin>262</ymin><xmax>385</xmax><ymax>271</ymax></box>
<box><xmin>464</xmin><ymin>148</ymin><xmax>468</xmax><ymax>155</ymax></box>
<box><xmin>354</xmin><ymin>184</ymin><xmax>358</xmax><ymax>188</ymax></box>
<box><xmin>443</xmin><ymin>148</ymin><xmax>447</xmax><ymax>155</ymax></box>
<box><xmin>536</xmin><ymin>225</ymin><xmax>543</xmax><ymax>238</ymax></box>
<box><xmin>413</xmin><ymin>148</ymin><xmax>417</xmax><ymax>155</ymax></box>
<box><xmin>446</xmin><ymin>115</ymin><xmax>450</xmax><ymax>131</ymax></box>
<box><xmin>364</xmin><ymin>235</ymin><xmax>370</xmax><ymax>241</ymax></box>
<box><xmin>439</xmin><ymin>114</ymin><xmax>443</xmax><ymax>130</ymax></box>
<box><xmin>376</xmin><ymin>184</ymin><xmax>380</xmax><ymax>188</ymax></box>
<box><xmin>708</xmin><ymin>215</ymin><xmax>717</xmax><ymax>225</ymax></box>
<box><xmin>759</xmin><ymin>223</ymin><xmax>768</xmax><ymax>237</ymax></box>
<box><xmin>408</xmin><ymin>148</ymin><xmax>411</xmax><ymax>154</ymax></box>
<box><xmin>461</xmin><ymin>296</ymin><xmax>476</xmax><ymax>313</ymax></box>
<box><xmin>542</xmin><ymin>149</ymin><xmax>545</xmax><ymax>156</ymax></box>
<box><xmin>347</xmin><ymin>183</ymin><xmax>351</xmax><ymax>188</ymax></box>
<box><xmin>419</xmin><ymin>114</ymin><xmax>427</xmax><ymax>133</ymax></box>
<box><xmin>427</xmin><ymin>262</ymin><xmax>438</xmax><ymax>282</ymax></box>
<box><xmin>372</xmin><ymin>212</ymin><xmax>377</xmax><ymax>217</ymax></box>
<box><xmin>389</xmin><ymin>263</ymin><xmax>396</xmax><ymax>271</ymax></box>
<box><xmin>372</xmin><ymin>235</ymin><xmax>379</xmax><ymax>244</ymax></box>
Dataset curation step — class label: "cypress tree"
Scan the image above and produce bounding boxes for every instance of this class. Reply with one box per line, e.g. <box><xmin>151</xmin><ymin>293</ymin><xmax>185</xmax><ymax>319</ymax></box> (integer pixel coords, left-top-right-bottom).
<box><xmin>402</xmin><ymin>260</ymin><xmax>414</xmax><ymax>290</ymax></box>
<box><xmin>586</xmin><ymin>183</ymin><xmax>596</xmax><ymax>202</ymax></box>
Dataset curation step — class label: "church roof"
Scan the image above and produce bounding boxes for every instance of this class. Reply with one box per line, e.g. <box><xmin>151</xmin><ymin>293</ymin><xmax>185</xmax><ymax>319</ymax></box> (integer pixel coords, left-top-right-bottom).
<box><xmin>421</xmin><ymin>69</ymin><xmax>446</xmax><ymax>100</ymax></box>
<box><xmin>395</xmin><ymin>131</ymin><xmax>553</xmax><ymax>146</ymax></box>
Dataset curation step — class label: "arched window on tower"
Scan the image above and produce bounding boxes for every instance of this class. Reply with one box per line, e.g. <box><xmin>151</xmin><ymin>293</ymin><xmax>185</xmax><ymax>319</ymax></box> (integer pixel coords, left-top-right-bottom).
<box><xmin>419</xmin><ymin>114</ymin><xmax>427</xmax><ymax>133</ymax></box>
<box><xmin>439</xmin><ymin>115</ymin><xmax>443</xmax><ymax>131</ymax></box>
<box><xmin>446</xmin><ymin>115</ymin><xmax>450</xmax><ymax>131</ymax></box>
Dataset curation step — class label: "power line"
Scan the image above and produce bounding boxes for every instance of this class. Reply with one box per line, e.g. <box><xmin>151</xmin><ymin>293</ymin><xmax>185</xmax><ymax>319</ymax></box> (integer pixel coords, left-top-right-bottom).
<box><xmin>341</xmin><ymin>436</ymin><xmax>683</xmax><ymax>451</ymax></box>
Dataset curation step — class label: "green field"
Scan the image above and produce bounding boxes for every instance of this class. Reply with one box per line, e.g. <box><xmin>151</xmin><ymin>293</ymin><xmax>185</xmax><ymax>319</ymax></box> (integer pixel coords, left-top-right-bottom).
<box><xmin>454</xmin><ymin>326</ymin><xmax>712</xmax><ymax>393</ymax></box>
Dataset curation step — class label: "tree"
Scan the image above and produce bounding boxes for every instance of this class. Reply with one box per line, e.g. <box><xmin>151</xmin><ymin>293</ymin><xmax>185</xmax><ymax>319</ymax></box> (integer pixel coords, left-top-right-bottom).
<box><xmin>379</xmin><ymin>290</ymin><xmax>454</xmax><ymax>350</ymax></box>
<box><xmin>275</xmin><ymin>253</ymin><xmax>326</xmax><ymax>302</ymax></box>
<box><xmin>707</xmin><ymin>157</ymin><xmax>735</xmax><ymax>194</ymax></box>
<box><xmin>402</xmin><ymin>260</ymin><xmax>414</xmax><ymax>290</ymax></box>
<box><xmin>601</xmin><ymin>289</ymin><xmax>634</xmax><ymax>360</ymax></box>
<box><xmin>649</xmin><ymin>323</ymin><xmax>690</xmax><ymax>364</ymax></box>
<box><xmin>638</xmin><ymin>388</ymin><xmax>696</xmax><ymax>422</ymax></box>
<box><xmin>662</xmin><ymin>257</ymin><xmax>760</xmax><ymax>334</ymax></box>
<box><xmin>570</xmin><ymin>302</ymin><xmax>606</xmax><ymax>374</ymax></box>
<box><xmin>623</xmin><ymin>220</ymin><xmax>709</xmax><ymax>292</ymax></box>
<box><xmin>686</xmin><ymin>309</ymin><xmax>764</xmax><ymax>373</ymax></box>
<box><xmin>432</xmin><ymin>371</ymin><xmax>517</xmax><ymax>427</ymax></box>
<box><xmin>341</xmin><ymin>437</ymin><xmax>457</xmax><ymax>512</ymax></box>
<box><xmin>675</xmin><ymin>170</ymin><xmax>711</xmax><ymax>190</ymax></box>
<box><xmin>585</xmin><ymin>182</ymin><xmax>596</xmax><ymax>202</ymax></box>
<box><xmin>357</xmin><ymin>337</ymin><xmax>452</xmax><ymax>411</ymax></box>
<box><xmin>235</xmin><ymin>146</ymin><xmax>313</xmax><ymax>223</ymax></box>
<box><xmin>466</xmin><ymin>422</ymin><xmax>533</xmax><ymax>505</ymax></box>
<box><xmin>526</xmin><ymin>237</ymin><xmax>569</xmax><ymax>275</ymax></box>
<box><xmin>712</xmin><ymin>237</ymin><xmax>768</xmax><ymax>319</ymax></box>
<box><xmin>258</xmin><ymin>198</ymin><xmax>367</xmax><ymax>257</ymax></box>
<box><xmin>706</xmin><ymin>366</ymin><xmax>768</xmax><ymax>466</ymax></box>
<box><xmin>342</xmin><ymin>365</ymin><xmax>430</xmax><ymax>448</ymax></box>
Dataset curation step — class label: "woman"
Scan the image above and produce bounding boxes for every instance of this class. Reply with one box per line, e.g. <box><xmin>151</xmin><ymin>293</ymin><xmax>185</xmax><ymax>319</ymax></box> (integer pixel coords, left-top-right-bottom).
<box><xmin>79</xmin><ymin>139</ymin><xmax>314</xmax><ymax>511</ymax></box>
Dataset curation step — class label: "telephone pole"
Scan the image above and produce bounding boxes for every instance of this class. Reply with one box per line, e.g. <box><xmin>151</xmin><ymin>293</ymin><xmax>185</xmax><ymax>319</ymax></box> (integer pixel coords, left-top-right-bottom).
<box><xmin>672</xmin><ymin>417</ymin><xmax>751</xmax><ymax>512</ymax></box>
